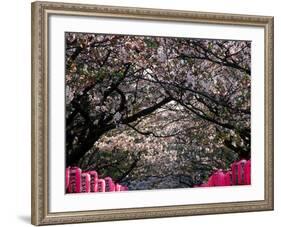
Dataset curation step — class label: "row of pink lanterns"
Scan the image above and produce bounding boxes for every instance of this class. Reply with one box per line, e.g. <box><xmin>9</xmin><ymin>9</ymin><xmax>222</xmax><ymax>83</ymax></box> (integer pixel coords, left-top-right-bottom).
<box><xmin>195</xmin><ymin>159</ymin><xmax>251</xmax><ymax>187</ymax></box>
<box><xmin>66</xmin><ymin>167</ymin><xmax>128</xmax><ymax>193</ymax></box>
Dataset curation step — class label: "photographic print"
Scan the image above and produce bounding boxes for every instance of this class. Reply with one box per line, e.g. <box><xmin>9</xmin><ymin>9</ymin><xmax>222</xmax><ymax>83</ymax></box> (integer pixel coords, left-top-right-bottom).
<box><xmin>65</xmin><ymin>33</ymin><xmax>251</xmax><ymax>193</ymax></box>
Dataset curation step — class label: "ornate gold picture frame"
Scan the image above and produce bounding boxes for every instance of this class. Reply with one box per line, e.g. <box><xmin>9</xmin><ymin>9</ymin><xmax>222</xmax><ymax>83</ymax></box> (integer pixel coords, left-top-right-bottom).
<box><xmin>31</xmin><ymin>1</ymin><xmax>273</xmax><ymax>225</ymax></box>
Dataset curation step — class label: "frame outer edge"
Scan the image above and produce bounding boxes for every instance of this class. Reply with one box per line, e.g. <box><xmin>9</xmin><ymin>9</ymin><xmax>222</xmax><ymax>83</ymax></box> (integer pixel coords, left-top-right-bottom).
<box><xmin>31</xmin><ymin>2</ymin><xmax>37</xmax><ymax>225</ymax></box>
<box><xmin>271</xmin><ymin>17</ymin><xmax>274</xmax><ymax>211</ymax></box>
<box><xmin>31</xmin><ymin>1</ymin><xmax>274</xmax><ymax>225</ymax></box>
<box><xmin>267</xmin><ymin>16</ymin><xmax>274</xmax><ymax>211</ymax></box>
<box><xmin>31</xmin><ymin>1</ymin><xmax>44</xmax><ymax>225</ymax></box>
<box><xmin>263</xmin><ymin>16</ymin><xmax>274</xmax><ymax>211</ymax></box>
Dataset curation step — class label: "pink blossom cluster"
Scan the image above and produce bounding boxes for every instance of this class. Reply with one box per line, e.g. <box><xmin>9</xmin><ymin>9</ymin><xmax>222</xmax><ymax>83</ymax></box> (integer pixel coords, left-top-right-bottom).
<box><xmin>195</xmin><ymin>159</ymin><xmax>251</xmax><ymax>187</ymax></box>
<box><xmin>66</xmin><ymin>167</ymin><xmax>128</xmax><ymax>193</ymax></box>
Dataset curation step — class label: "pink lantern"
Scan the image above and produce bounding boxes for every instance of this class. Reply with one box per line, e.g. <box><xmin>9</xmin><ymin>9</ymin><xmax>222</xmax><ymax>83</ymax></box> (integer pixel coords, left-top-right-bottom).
<box><xmin>231</xmin><ymin>159</ymin><xmax>249</xmax><ymax>185</ymax></box>
<box><xmin>237</xmin><ymin>160</ymin><xmax>247</xmax><ymax>185</ymax></box>
<box><xmin>97</xmin><ymin>179</ymin><xmax>105</xmax><ymax>192</ymax></box>
<box><xmin>104</xmin><ymin>177</ymin><xmax>115</xmax><ymax>192</ymax></box>
<box><xmin>212</xmin><ymin>170</ymin><xmax>225</xmax><ymax>186</ymax></box>
<box><xmin>115</xmin><ymin>184</ymin><xmax>121</xmax><ymax>191</ymax></box>
<box><xmin>231</xmin><ymin>161</ymin><xmax>238</xmax><ymax>185</ymax></box>
<box><xmin>245</xmin><ymin>160</ymin><xmax>251</xmax><ymax>185</ymax></box>
<box><xmin>207</xmin><ymin>175</ymin><xmax>213</xmax><ymax>187</ymax></box>
<box><xmin>224</xmin><ymin>171</ymin><xmax>232</xmax><ymax>186</ymax></box>
<box><xmin>68</xmin><ymin>167</ymin><xmax>82</xmax><ymax>193</ymax></box>
<box><xmin>65</xmin><ymin>167</ymin><xmax>70</xmax><ymax>191</ymax></box>
<box><xmin>81</xmin><ymin>173</ymin><xmax>91</xmax><ymax>193</ymax></box>
<box><xmin>88</xmin><ymin>171</ymin><xmax>98</xmax><ymax>192</ymax></box>
<box><xmin>120</xmin><ymin>186</ymin><xmax>128</xmax><ymax>191</ymax></box>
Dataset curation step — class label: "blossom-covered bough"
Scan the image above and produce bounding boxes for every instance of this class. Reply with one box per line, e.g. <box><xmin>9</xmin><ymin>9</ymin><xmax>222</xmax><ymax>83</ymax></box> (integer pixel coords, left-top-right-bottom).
<box><xmin>65</xmin><ymin>33</ymin><xmax>251</xmax><ymax>189</ymax></box>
